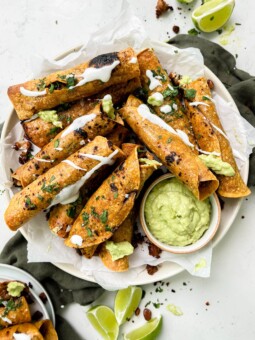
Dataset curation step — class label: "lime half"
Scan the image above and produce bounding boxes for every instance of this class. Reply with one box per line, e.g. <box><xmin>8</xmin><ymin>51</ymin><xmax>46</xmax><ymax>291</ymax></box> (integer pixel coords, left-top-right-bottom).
<box><xmin>192</xmin><ymin>0</ymin><xmax>235</xmax><ymax>33</ymax></box>
<box><xmin>114</xmin><ymin>286</ymin><xmax>142</xmax><ymax>325</ymax></box>
<box><xmin>124</xmin><ymin>316</ymin><xmax>163</xmax><ymax>340</ymax></box>
<box><xmin>87</xmin><ymin>305</ymin><xmax>119</xmax><ymax>340</ymax></box>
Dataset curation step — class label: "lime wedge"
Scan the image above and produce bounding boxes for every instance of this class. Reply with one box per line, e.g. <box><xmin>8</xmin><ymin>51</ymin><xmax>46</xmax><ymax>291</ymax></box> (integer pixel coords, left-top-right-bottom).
<box><xmin>114</xmin><ymin>286</ymin><xmax>142</xmax><ymax>325</ymax></box>
<box><xmin>192</xmin><ymin>0</ymin><xmax>235</xmax><ymax>33</ymax></box>
<box><xmin>124</xmin><ymin>316</ymin><xmax>163</xmax><ymax>340</ymax></box>
<box><xmin>87</xmin><ymin>305</ymin><xmax>119</xmax><ymax>340</ymax></box>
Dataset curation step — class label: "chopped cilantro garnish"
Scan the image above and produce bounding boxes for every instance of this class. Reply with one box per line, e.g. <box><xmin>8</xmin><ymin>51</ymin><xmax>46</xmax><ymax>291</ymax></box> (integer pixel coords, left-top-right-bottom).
<box><xmin>67</xmin><ymin>206</ymin><xmax>76</xmax><ymax>219</ymax></box>
<box><xmin>162</xmin><ymin>87</ymin><xmax>178</xmax><ymax>99</ymax></box>
<box><xmin>36</xmin><ymin>78</ymin><xmax>46</xmax><ymax>91</ymax></box>
<box><xmin>24</xmin><ymin>196</ymin><xmax>37</xmax><ymax>210</ymax></box>
<box><xmin>50</xmin><ymin>175</ymin><xmax>56</xmax><ymax>183</ymax></box>
<box><xmin>188</xmin><ymin>28</ymin><xmax>199</xmax><ymax>36</ymax></box>
<box><xmin>105</xmin><ymin>225</ymin><xmax>112</xmax><ymax>232</ymax></box>
<box><xmin>54</xmin><ymin>139</ymin><xmax>60</xmax><ymax>148</ymax></box>
<box><xmin>167</xmin><ymin>137</ymin><xmax>172</xmax><ymax>144</ymax></box>
<box><xmin>114</xmin><ymin>192</ymin><xmax>118</xmax><ymax>199</ymax></box>
<box><xmin>100</xmin><ymin>210</ymin><xmax>108</xmax><ymax>224</ymax></box>
<box><xmin>184</xmin><ymin>89</ymin><xmax>196</xmax><ymax>100</ymax></box>
<box><xmin>82</xmin><ymin>212</ymin><xmax>89</xmax><ymax>225</ymax></box>
<box><xmin>41</xmin><ymin>180</ymin><xmax>59</xmax><ymax>193</ymax></box>
<box><xmin>37</xmin><ymin>194</ymin><xmax>44</xmax><ymax>201</ymax></box>
<box><xmin>86</xmin><ymin>227</ymin><xmax>93</xmax><ymax>237</ymax></box>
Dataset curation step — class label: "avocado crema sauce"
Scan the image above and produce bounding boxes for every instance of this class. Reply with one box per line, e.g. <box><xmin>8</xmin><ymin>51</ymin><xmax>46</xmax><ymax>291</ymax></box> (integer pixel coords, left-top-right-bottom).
<box><xmin>144</xmin><ymin>177</ymin><xmax>211</xmax><ymax>246</ymax></box>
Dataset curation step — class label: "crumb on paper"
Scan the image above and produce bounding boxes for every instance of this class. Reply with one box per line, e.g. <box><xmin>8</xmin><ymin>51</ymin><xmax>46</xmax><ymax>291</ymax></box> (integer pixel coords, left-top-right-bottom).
<box><xmin>156</xmin><ymin>0</ymin><xmax>173</xmax><ymax>19</ymax></box>
<box><xmin>194</xmin><ymin>258</ymin><xmax>207</xmax><ymax>272</ymax></box>
<box><xmin>166</xmin><ymin>303</ymin><xmax>183</xmax><ymax>316</ymax></box>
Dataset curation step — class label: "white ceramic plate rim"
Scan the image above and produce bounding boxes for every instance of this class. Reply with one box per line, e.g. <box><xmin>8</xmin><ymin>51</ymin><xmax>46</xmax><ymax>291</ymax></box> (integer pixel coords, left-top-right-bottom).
<box><xmin>1</xmin><ymin>47</ymin><xmax>248</xmax><ymax>286</ymax></box>
<box><xmin>0</xmin><ymin>263</ymin><xmax>55</xmax><ymax>326</ymax></box>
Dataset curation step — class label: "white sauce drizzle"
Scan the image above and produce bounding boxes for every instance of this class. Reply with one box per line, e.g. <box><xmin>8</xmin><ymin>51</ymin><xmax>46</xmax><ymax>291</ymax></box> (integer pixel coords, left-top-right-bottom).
<box><xmin>61</xmin><ymin>113</ymin><xmax>96</xmax><ymax>138</ymax></box>
<box><xmin>149</xmin><ymin>92</ymin><xmax>164</xmax><ymax>102</ymax></box>
<box><xmin>49</xmin><ymin>149</ymin><xmax>118</xmax><ymax>207</ymax></box>
<box><xmin>168</xmin><ymin>84</ymin><xmax>174</xmax><ymax>90</ymax></box>
<box><xmin>103</xmin><ymin>94</ymin><xmax>112</xmax><ymax>101</ymax></box>
<box><xmin>62</xmin><ymin>160</ymin><xmax>87</xmax><ymax>171</ymax></box>
<box><xmin>13</xmin><ymin>334</ymin><xmax>32</xmax><ymax>340</ymax></box>
<box><xmin>197</xmin><ymin>149</ymin><xmax>221</xmax><ymax>157</ymax></box>
<box><xmin>55</xmin><ymin>147</ymin><xmax>63</xmax><ymax>151</ymax></box>
<box><xmin>71</xmin><ymin>60</ymin><xmax>120</xmax><ymax>89</ymax></box>
<box><xmin>189</xmin><ymin>102</ymin><xmax>209</xmax><ymax>107</ymax></box>
<box><xmin>203</xmin><ymin>95</ymin><xmax>216</xmax><ymax>104</ymax></box>
<box><xmin>20</xmin><ymin>87</ymin><xmax>47</xmax><ymax>97</ymax></box>
<box><xmin>129</xmin><ymin>57</ymin><xmax>137</xmax><ymax>64</ymax></box>
<box><xmin>154</xmin><ymin>75</ymin><xmax>163</xmax><ymax>80</ymax></box>
<box><xmin>0</xmin><ymin>316</ymin><xmax>12</xmax><ymax>324</ymax></box>
<box><xmin>22</xmin><ymin>113</ymin><xmax>39</xmax><ymax>123</ymax></box>
<box><xmin>33</xmin><ymin>157</ymin><xmax>55</xmax><ymax>163</ymax></box>
<box><xmin>66</xmin><ymin>225</ymin><xmax>72</xmax><ymax>232</ymax></box>
<box><xmin>211</xmin><ymin>123</ymin><xmax>229</xmax><ymax>140</ymax></box>
<box><xmin>146</xmin><ymin>70</ymin><xmax>162</xmax><ymax>90</ymax></box>
<box><xmin>160</xmin><ymin>105</ymin><xmax>172</xmax><ymax>114</ymax></box>
<box><xmin>137</xmin><ymin>104</ymin><xmax>220</xmax><ymax>156</ymax></box>
<box><xmin>70</xmin><ymin>235</ymin><xmax>83</xmax><ymax>246</ymax></box>
<box><xmin>172</xmin><ymin>103</ymin><xmax>178</xmax><ymax>110</ymax></box>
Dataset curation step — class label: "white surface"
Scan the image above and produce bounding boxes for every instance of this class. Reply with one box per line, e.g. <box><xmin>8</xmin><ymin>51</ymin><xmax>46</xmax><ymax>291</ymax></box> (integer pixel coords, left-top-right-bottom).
<box><xmin>0</xmin><ymin>263</ymin><xmax>55</xmax><ymax>326</ymax></box>
<box><xmin>0</xmin><ymin>0</ymin><xmax>255</xmax><ymax>339</ymax></box>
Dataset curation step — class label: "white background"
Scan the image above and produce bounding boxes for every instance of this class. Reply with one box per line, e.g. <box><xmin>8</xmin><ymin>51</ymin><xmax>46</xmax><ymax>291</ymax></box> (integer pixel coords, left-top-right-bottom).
<box><xmin>0</xmin><ymin>1</ymin><xmax>255</xmax><ymax>339</ymax></box>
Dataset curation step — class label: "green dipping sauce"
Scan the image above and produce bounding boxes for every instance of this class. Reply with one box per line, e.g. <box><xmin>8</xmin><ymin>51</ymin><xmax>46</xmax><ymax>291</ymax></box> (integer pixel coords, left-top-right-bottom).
<box><xmin>144</xmin><ymin>178</ymin><xmax>211</xmax><ymax>247</ymax></box>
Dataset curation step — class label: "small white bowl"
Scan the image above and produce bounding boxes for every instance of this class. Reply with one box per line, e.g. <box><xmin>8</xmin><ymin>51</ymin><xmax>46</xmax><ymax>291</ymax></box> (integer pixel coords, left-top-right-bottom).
<box><xmin>140</xmin><ymin>174</ymin><xmax>221</xmax><ymax>254</ymax></box>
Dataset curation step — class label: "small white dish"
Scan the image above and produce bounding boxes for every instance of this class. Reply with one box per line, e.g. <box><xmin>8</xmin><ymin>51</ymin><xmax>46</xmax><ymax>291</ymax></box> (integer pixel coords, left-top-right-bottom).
<box><xmin>0</xmin><ymin>263</ymin><xmax>55</xmax><ymax>325</ymax></box>
<box><xmin>140</xmin><ymin>174</ymin><xmax>221</xmax><ymax>254</ymax></box>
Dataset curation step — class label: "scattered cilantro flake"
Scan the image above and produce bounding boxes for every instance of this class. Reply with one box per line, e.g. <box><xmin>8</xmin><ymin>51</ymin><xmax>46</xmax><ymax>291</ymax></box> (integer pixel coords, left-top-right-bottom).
<box><xmin>36</xmin><ymin>78</ymin><xmax>46</xmax><ymax>91</ymax></box>
<box><xmin>49</xmin><ymin>83</ymin><xmax>55</xmax><ymax>93</ymax></box>
<box><xmin>114</xmin><ymin>192</ymin><xmax>118</xmax><ymax>199</ymax></box>
<box><xmin>67</xmin><ymin>206</ymin><xmax>76</xmax><ymax>219</ymax></box>
<box><xmin>54</xmin><ymin>139</ymin><xmax>60</xmax><ymax>148</ymax></box>
<box><xmin>162</xmin><ymin>87</ymin><xmax>178</xmax><ymax>99</ymax></box>
<box><xmin>100</xmin><ymin>210</ymin><xmax>108</xmax><ymax>224</ymax></box>
<box><xmin>167</xmin><ymin>137</ymin><xmax>172</xmax><ymax>144</ymax></box>
<box><xmin>25</xmin><ymin>196</ymin><xmax>37</xmax><ymax>210</ymax></box>
<box><xmin>105</xmin><ymin>225</ymin><xmax>112</xmax><ymax>232</ymax></box>
<box><xmin>184</xmin><ymin>89</ymin><xmax>196</xmax><ymax>99</ymax></box>
<box><xmin>50</xmin><ymin>175</ymin><xmax>56</xmax><ymax>183</ymax></box>
<box><xmin>153</xmin><ymin>302</ymin><xmax>161</xmax><ymax>309</ymax></box>
<box><xmin>41</xmin><ymin>180</ymin><xmax>59</xmax><ymax>193</ymax></box>
<box><xmin>188</xmin><ymin>28</ymin><xmax>199</xmax><ymax>36</ymax></box>
<box><xmin>86</xmin><ymin>227</ymin><xmax>93</xmax><ymax>237</ymax></box>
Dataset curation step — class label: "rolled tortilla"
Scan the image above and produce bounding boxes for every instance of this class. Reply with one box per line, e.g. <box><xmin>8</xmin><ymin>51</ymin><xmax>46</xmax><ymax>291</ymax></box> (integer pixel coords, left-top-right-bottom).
<box><xmin>12</xmin><ymin>103</ymin><xmax>123</xmax><ymax>188</ymax></box>
<box><xmin>0</xmin><ymin>296</ymin><xmax>31</xmax><ymax>328</ymax></box>
<box><xmin>137</xmin><ymin>48</ymin><xmax>197</xmax><ymax>149</ymax></box>
<box><xmin>34</xmin><ymin>319</ymin><xmax>58</xmax><ymax>340</ymax></box>
<box><xmin>119</xmin><ymin>95</ymin><xmax>219</xmax><ymax>200</ymax></box>
<box><xmin>8</xmin><ymin>48</ymin><xmax>140</xmax><ymax>121</ymax></box>
<box><xmin>5</xmin><ymin>136</ymin><xmax>123</xmax><ymax>231</ymax></box>
<box><xmin>65</xmin><ymin>144</ymin><xmax>160</xmax><ymax>258</ymax></box>
<box><xmin>99</xmin><ymin>144</ymin><xmax>159</xmax><ymax>271</ymax></box>
<box><xmin>48</xmin><ymin>125</ymin><xmax>129</xmax><ymax>238</ymax></box>
<box><xmin>22</xmin><ymin>77</ymin><xmax>140</xmax><ymax>148</ymax></box>
<box><xmin>185</xmin><ymin>77</ymin><xmax>250</xmax><ymax>198</ymax></box>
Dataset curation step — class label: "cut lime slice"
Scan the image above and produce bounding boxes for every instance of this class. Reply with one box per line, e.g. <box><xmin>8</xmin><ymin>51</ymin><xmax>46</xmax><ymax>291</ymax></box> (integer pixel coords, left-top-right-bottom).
<box><xmin>124</xmin><ymin>316</ymin><xmax>163</xmax><ymax>340</ymax></box>
<box><xmin>114</xmin><ymin>286</ymin><xmax>142</xmax><ymax>325</ymax></box>
<box><xmin>87</xmin><ymin>305</ymin><xmax>119</xmax><ymax>340</ymax></box>
<box><xmin>192</xmin><ymin>0</ymin><xmax>235</xmax><ymax>33</ymax></box>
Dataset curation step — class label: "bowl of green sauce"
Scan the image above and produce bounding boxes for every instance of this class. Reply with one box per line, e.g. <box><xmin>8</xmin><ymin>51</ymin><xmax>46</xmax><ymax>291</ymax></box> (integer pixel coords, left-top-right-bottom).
<box><xmin>140</xmin><ymin>174</ymin><xmax>221</xmax><ymax>254</ymax></box>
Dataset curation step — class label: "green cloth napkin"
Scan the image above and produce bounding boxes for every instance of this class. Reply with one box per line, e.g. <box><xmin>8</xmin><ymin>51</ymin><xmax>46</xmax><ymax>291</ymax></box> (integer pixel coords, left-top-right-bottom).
<box><xmin>0</xmin><ymin>232</ymin><xmax>104</xmax><ymax>340</ymax></box>
<box><xmin>168</xmin><ymin>34</ymin><xmax>255</xmax><ymax>186</ymax></box>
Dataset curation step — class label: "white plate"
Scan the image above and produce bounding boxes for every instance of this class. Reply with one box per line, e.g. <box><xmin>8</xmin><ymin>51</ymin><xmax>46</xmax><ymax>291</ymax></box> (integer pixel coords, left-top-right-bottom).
<box><xmin>1</xmin><ymin>51</ymin><xmax>248</xmax><ymax>286</ymax></box>
<box><xmin>0</xmin><ymin>263</ymin><xmax>55</xmax><ymax>325</ymax></box>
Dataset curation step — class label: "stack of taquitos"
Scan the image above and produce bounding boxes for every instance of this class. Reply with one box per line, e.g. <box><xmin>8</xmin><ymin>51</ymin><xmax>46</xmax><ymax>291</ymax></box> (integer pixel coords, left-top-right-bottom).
<box><xmin>22</xmin><ymin>77</ymin><xmax>140</xmax><ymax>148</ymax></box>
<box><xmin>137</xmin><ymin>48</ymin><xmax>197</xmax><ymax>150</ymax></box>
<box><xmin>184</xmin><ymin>77</ymin><xmax>250</xmax><ymax>198</ymax></box>
<box><xmin>65</xmin><ymin>144</ymin><xmax>160</xmax><ymax>259</ymax></box>
<box><xmin>48</xmin><ymin>125</ymin><xmax>129</xmax><ymax>238</ymax></box>
<box><xmin>12</xmin><ymin>103</ymin><xmax>124</xmax><ymax>187</ymax></box>
<box><xmin>98</xmin><ymin>143</ymin><xmax>161</xmax><ymax>272</ymax></box>
<box><xmin>119</xmin><ymin>95</ymin><xmax>219</xmax><ymax>200</ymax></box>
<box><xmin>4</xmin><ymin>137</ymin><xmax>124</xmax><ymax>231</ymax></box>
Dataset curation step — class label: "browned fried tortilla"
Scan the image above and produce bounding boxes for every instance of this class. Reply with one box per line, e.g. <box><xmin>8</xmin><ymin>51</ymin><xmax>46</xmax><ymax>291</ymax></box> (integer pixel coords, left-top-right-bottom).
<box><xmin>119</xmin><ymin>95</ymin><xmax>219</xmax><ymax>200</ymax></box>
<box><xmin>186</xmin><ymin>77</ymin><xmax>250</xmax><ymax>198</ymax></box>
<box><xmin>48</xmin><ymin>126</ymin><xmax>129</xmax><ymax>239</ymax></box>
<box><xmin>0</xmin><ymin>297</ymin><xmax>31</xmax><ymax>328</ymax></box>
<box><xmin>34</xmin><ymin>320</ymin><xmax>58</xmax><ymax>340</ymax></box>
<box><xmin>65</xmin><ymin>145</ymin><xmax>142</xmax><ymax>255</ymax></box>
<box><xmin>22</xmin><ymin>77</ymin><xmax>140</xmax><ymax>148</ymax></box>
<box><xmin>5</xmin><ymin>137</ymin><xmax>123</xmax><ymax>231</ymax></box>
<box><xmin>8</xmin><ymin>48</ymin><xmax>140</xmax><ymax>121</ymax></box>
<box><xmin>137</xmin><ymin>48</ymin><xmax>197</xmax><ymax>150</ymax></box>
<box><xmin>12</xmin><ymin>104</ymin><xmax>123</xmax><ymax>188</ymax></box>
<box><xmin>99</xmin><ymin>144</ymin><xmax>159</xmax><ymax>271</ymax></box>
